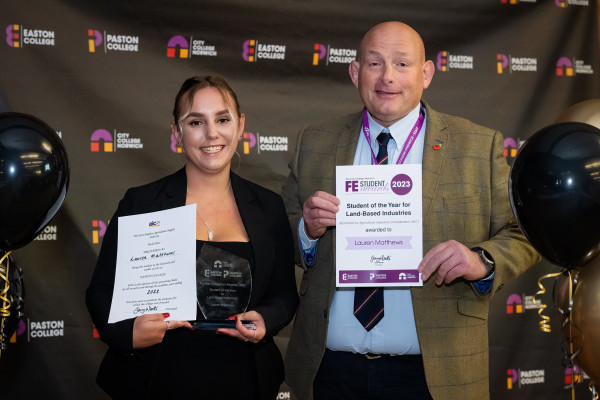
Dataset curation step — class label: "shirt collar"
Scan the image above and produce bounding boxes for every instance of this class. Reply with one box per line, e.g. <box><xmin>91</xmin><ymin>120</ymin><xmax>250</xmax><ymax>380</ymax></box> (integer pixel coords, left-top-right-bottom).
<box><xmin>366</xmin><ymin>103</ymin><xmax>422</xmax><ymax>149</ymax></box>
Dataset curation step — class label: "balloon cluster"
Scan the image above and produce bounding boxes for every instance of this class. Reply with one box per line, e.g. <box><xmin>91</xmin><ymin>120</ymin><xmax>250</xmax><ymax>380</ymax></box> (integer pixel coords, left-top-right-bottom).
<box><xmin>0</xmin><ymin>113</ymin><xmax>69</xmax><ymax>353</ymax></box>
<box><xmin>510</xmin><ymin>100</ymin><xmax>600</xmax><ymax>385</ymax></box>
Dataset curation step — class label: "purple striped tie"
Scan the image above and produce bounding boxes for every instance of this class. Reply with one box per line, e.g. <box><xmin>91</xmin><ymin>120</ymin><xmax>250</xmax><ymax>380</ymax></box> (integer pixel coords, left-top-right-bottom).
<box><xmin>353</xmin><ymin>129</ymin><xmax>390</xmax><ymax>331</ymax></box>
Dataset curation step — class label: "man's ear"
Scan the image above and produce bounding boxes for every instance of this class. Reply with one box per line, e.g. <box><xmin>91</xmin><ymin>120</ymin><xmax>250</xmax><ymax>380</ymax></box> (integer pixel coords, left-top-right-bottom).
<box><xmin>423</xmin><ymin>60</ymin><xmax>435</xmax><ymax>89</ymax></box>
<box><xmin>349</xmin><ymin>60</ymin><xmax>360</xmax><ymax>88</ymax></box>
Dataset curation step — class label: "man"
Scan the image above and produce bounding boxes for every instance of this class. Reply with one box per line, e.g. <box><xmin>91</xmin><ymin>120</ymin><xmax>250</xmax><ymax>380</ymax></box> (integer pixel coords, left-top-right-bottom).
<box><xmin>282</xmin><ymin>21</ymin><xmax>540</xmax><ymax>400</ymax></box>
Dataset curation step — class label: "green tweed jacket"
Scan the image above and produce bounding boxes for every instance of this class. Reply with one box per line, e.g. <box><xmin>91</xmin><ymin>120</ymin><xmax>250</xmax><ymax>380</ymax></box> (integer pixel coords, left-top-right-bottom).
<box><xmin>281</xmin><ymin>103</ymin><xmax>540</xmax><ymax>400</ymax></box>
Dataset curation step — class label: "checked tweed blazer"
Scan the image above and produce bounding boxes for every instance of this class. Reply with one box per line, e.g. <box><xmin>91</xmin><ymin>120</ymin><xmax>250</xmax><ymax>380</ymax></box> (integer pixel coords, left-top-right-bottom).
<box><xmin>281</xmin><ymin>103</ymin><xmax>540</xmax><ymax>400</ymax></box>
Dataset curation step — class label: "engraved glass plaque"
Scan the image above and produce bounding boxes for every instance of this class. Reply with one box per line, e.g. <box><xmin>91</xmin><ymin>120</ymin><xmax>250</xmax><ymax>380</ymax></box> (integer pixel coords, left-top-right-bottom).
<box><xmin>193</xmin><ymin>243</ymin><xmax>252</xmax><ymax>330</ymax></box>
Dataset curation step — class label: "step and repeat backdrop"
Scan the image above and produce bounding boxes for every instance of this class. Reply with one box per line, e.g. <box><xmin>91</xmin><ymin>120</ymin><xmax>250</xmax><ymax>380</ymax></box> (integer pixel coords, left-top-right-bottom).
<box><xmin>1</xmin><ymin>0</ymin><xmax>599</xmax><ymax>398</ymax></box>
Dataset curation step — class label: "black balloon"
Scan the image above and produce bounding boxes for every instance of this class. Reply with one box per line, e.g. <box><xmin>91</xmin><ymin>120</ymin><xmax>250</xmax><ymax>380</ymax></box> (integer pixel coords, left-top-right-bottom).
<box><xmin>510</xmin><ymin>122</ymin><xmax>600</xmax><ymax>269</ymax></box>
<box><xmin>0</xmin><ymin>113</ymin><xmax>69</xmax><ymax>250</ymax></box>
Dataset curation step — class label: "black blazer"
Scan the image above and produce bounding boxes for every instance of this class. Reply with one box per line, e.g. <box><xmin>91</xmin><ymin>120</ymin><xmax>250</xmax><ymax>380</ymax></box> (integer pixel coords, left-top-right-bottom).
<box><xmin>86</xmin><ymin>168</ymin><xmax>298</xmax><ymax>399</ymax></box>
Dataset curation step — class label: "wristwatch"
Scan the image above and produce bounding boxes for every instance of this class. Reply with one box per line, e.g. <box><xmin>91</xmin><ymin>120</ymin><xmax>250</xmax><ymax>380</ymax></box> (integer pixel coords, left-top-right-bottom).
<box><xmin>471</xmin><ymin>247</ymin><xmax>495</xmax><ymax>279</ymax></box>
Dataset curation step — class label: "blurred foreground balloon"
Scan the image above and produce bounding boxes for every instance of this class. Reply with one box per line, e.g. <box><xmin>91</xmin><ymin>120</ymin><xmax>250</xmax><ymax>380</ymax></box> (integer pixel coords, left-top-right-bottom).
<box><xmin>0</xmin><ymin>112</ymin><xmax>69</xmax><ymax>250</ymax></box>
<box><xmin>0</xmin><ymin>251</ymin><xmax>24</xmax><ymax>351</ymax></box>
<box><xmin>555</xmin><ymin>256</ymin><xmax>600</xmax><ymax>384</ymax></box>
<box><xmin>555</xmin><ymin>99</ymin><xmax>600</xmax><ymax>129</ymax></box>
<box><xmin>509</xmin><ymin>122</ymin><xmax>600</xmax><ymax>269</ymax></box>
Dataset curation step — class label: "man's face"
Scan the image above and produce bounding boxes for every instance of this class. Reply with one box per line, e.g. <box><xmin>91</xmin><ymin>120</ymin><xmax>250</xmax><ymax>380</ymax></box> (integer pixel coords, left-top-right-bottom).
<box><xmin>350</xmin><ymin>23</ymin><xmax>434</xmax><ymax>127</ymax></box>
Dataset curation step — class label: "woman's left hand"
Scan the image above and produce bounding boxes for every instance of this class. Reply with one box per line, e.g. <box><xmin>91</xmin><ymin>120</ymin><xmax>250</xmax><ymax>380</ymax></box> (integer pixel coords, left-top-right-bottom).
<box><xmin>216</xmin><ymin>310</ymin><xmax>266</xmax><ymax>344</ymax></box>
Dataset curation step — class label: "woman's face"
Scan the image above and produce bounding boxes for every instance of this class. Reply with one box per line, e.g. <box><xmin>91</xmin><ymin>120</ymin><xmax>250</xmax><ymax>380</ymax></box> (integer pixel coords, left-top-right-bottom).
<box><xmin>174</xmin><ymin>86</ymin><xmax>245</xmax><ymax>176</ymax></box>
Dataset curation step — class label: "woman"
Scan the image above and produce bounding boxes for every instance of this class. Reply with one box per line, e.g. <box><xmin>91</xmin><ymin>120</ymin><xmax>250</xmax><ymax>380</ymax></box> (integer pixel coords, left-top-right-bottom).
<box><xmin>86</xmin><ymin>76</ymin><xmax>299</xmax><ymax>399</ymax></box>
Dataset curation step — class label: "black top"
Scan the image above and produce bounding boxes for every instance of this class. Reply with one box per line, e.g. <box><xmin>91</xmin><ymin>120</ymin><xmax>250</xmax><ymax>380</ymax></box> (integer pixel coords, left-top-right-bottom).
<box><xmin>148</xmin><ymin>241</ymin><xmax>259</xmax><ymax>399</ymax></box>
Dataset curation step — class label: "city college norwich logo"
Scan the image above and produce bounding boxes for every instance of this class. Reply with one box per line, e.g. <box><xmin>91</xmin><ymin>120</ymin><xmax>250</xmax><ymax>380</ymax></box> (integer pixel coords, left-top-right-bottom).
<box><xmin>167</xmin><ymin>35</ymin><xmax>189</xmax><ymax>58</ymax></box>
<box><xmin>5</xmin><ymin>24</ymin><xmax>55</xmax><ymax>47</ymax></box>
<box><xmin>313</xmin><ymin>43</ymin><xmax>356</xmax><ymax>66</ymax></box>
<box><xmin>504</xmin><ymin>137</ymin><xmax>525</xmax><ymax>160</ymax></box>
<box><xmin>242</xmin><ymin>40</ymin><xmax>286</xmax><ymax>62</ymax></box>
<box><xmin>91</xmin><ymin>129</ymin><xmax>113</xmax><ymax>152</ymax></box>
<box><xmin>557</xmin><ymin>56</ymin><xmax>594</xmax><ymax>76</ymax></box>
<box><xmin>91</xmin><ymin>129</ymin><xmax>144</xmax><ymax>152</ymax></box>
<box><xmin>506</xmin><ymin>293</ymin><xmax>523</xmax><ymax>314</ymax></box>
<box><xmin>557</xmin><ymin>57</ymin><xmax>574</xmax><ymax>76</ymax></box>
<box><xmin>167</xmin><ymin>35</ymin><xmax>217</xmax><ymax>59</ymax></box>
<box><xmin>436</xmin><ymin>51</ymin><xmax>473</xmax><ymax>72</ymax></box>
<box><xmin>506</xmin><ymin>293</ymin><xmax>541</xmax><ymax>314</ymax></box>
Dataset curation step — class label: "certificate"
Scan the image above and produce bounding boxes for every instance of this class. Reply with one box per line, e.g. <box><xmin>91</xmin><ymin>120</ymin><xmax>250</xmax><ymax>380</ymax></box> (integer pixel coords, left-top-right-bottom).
<box><xmin>336</xmin><ymin>165</ymin><xmax>423</xmax><ymax>287</ymax></box>
<box><xmin>108</xmin><ymin>205</ymin><xmax>197</xmax><ymax>323</ymax></box>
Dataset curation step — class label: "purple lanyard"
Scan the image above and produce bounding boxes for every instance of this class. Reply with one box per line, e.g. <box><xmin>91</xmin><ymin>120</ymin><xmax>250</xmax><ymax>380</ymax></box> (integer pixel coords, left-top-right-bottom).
<box><xmin>362</xmin><ymin>103</ymin><xmax>426</xmax><ymax>165</ymax></box>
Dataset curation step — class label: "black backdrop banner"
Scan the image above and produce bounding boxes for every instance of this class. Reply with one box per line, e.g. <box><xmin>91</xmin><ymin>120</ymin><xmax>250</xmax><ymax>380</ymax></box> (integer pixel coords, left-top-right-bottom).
<box><xmin>1</xmin><ymin>1</ymin><xmax>599</xmax><ymax>399</ymax></box>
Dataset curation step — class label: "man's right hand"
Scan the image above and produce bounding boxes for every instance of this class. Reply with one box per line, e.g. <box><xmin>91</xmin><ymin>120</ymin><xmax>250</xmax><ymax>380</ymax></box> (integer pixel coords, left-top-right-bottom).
<box><xmin>302</xmin><ymin>191</ymin><xmax>340</xmax><ymax>239</ymax></box>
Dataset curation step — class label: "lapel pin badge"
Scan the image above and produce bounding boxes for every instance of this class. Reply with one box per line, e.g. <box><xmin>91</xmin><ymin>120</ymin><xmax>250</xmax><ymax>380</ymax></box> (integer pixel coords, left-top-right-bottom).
<box><xmin>433</xmin><ymin>140</ymin><xmax>443</xmax><ymax>150</ymax></box>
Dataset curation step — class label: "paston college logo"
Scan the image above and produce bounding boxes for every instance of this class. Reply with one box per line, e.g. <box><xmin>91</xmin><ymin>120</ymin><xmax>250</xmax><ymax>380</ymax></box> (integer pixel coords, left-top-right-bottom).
<box><xmin>88</xmin><ymin>29</ymin><xmax>140</xmax><ymax>53</ymax></box>
<box><xmin>241</xmin><ymin>132</ymin><xmax>256</xmax><ymax>154</ymax></box>
<box><xmin>507</xmin><ymin>368</ymin><xmax>545</xmax><ymax>389</ymax></box>
<box><xmin>496</xmin><ymin>54</ymin><xmax>537</xmax><ymax>74</ymax></box>
<box><xmin>313</xmin><ymin>43</ymin><xmax>356</xmax><ymax>66</ymax></box>
<box><xmin>92</xmin><ymin>220</ymin><xmax>107</xmax><ymax>244</ymax></box>
<box><xmin>239</xmin><ymin>131</ymin><xmax>287</xmax><ymax>154</ymax></box>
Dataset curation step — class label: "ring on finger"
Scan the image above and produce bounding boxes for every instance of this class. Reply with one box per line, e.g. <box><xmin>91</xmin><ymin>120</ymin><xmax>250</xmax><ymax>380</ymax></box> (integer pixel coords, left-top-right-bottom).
<box><xmin>166</xmin><ymin>320</ymin><xmax>171</xmax><ymax>330</ymax></box>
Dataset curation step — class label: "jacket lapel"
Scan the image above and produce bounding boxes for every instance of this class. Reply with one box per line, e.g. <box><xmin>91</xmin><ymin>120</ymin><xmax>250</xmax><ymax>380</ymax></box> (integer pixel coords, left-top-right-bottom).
<box><xmin>231</xmin><ymin>174</ymin><xmax>269</xmax><ymax>308</ymax></box>
<box><xmin>336</xmin><ymin>112</ymin><xmax>362</xmax><ymax>167</ymax></box>
<box><xmin>160</xmin><ymin>167</ymin><xmax>188</xmax><ymax>211</ymax></box>
<box><xmin>421</xmin><ymin>104</ymin><xmax>448</xmax><ymax>222</ymax></box>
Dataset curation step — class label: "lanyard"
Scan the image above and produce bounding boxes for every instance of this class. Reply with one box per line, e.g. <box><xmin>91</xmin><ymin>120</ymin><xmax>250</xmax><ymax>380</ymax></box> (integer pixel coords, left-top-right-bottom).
<box><xmin>362</xmin><ymin>103</ymin><xmax>425</xmax><ymax>165</ymax></box>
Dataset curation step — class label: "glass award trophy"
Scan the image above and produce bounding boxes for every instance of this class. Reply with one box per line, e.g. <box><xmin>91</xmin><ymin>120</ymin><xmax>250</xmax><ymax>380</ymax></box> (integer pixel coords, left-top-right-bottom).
<box><xmin>192</xmin><ymin>243</ymin><xmax>254</xmax><ymax>330</ymax></box>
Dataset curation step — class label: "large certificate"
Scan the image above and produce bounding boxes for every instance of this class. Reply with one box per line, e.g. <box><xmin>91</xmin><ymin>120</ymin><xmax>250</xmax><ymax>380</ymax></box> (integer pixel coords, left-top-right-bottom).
<box><xmin>108</xmin><ymin>205</ymin><xmax>197</xmax><ymax>323</ymax></box>
<box><xmin>336</xmin><ymin>165</ymin><xmax>423</xmax><ymax>287</ymax></box>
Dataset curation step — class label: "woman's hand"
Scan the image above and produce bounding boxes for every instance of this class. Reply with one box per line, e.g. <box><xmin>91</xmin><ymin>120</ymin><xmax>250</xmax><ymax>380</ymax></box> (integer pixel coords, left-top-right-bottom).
<box><xmin>216</xmin><ymin>310</ymin><xmax>266</xmax><ymax>344</ymax></box>
<box><xmin>132</xmin><ymin>312</ymin><xmax>193</xmax><ymax>349</ymax></box>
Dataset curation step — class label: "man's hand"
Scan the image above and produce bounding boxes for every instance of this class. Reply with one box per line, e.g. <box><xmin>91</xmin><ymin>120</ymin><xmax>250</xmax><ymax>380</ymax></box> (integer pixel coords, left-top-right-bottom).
<box><xmin>302</xmin><ymin>191</ymin><xmax>340</xmax><ymax>239</ymax></box>
<box><xmin>418</xmin><ymin>240</ymin><xmax>490</xmax><ymax>285</ymax></box>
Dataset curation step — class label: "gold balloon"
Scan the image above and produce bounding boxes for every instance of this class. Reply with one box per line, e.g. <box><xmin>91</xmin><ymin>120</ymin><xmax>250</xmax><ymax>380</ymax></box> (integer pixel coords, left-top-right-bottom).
<box><xmin>555</xmin><ymin>99</ymin><xmax>600</xmax><ymax>129</ymax></box>
<box><xmin>556</xmin><ymin>258</ymin><xmax>600</xmax><ymax>385</ymax></box>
